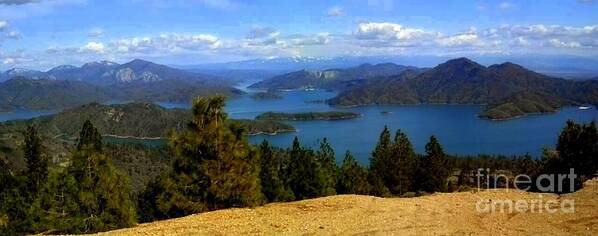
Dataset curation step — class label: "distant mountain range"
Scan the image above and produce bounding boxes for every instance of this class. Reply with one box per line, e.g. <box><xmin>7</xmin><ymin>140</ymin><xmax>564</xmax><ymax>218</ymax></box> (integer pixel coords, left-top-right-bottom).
<box><xmin>249</xmin><ymin>63</ymin><xmax>422</xmax><ymax>90</ymax></box>
<box><xmin>329</xmin><ymin>58</ymin><xmax>598</xmax><ymax>120</ymax></box>
<box><xmin>0</xmin><ymin>59</ymin><xmax>230</xmax><ymax>86</ymax></box>
<box><xmin>0</xmin><ymin>59</ymin><xmax>242</xmax><ymax>111</ymax></box>
<box><xmin>179</xmin><ymin>55</ymin><xmax>598</xmax><ymax>78</ymax></box>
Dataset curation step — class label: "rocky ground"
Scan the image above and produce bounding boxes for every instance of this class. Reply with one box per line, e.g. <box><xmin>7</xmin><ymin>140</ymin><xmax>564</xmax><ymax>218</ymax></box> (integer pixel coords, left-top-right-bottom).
<box><xmin>98</xmin><ymin>179</ymin><xmax>598</xmax><ymax>235</ymax></box>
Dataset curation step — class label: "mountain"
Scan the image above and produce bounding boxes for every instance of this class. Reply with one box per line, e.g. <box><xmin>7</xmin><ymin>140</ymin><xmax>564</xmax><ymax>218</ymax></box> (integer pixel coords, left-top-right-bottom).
<box><xmin>0</xmin><ymin>102</ymin><xmax>295</xmax><ymax>139</ymax></box>
<box><xmin>329</xmin><ymin>58</ymin><xmax>598</xmax><ymax>120</ymax></box>
<box><xmin>249</xmin><ymin>63</ymin><xmax>420</xmax><ymax>90</ymax></box>
<box><xmin>0</xmin><ymin>76</ymin><xmax>243</xmax><ymax>111</ymax></box>
<box><xmin>0</xmin><ymin>68</ymin><xmax>46</xmax><ymax>82</ymax></box>
<box><xmin>0</xmin><ymin>77</ymin><xmax>109</xmax><ymax>111</ymax></box>
<box><xmin>45</xmin><ymin>60</ymin><xmax>120</xmax><ymax>85</ymax></box>
<box><xmin>2</xmin><ymin>59</ymin><xmax>232</xmax><ymax>87</ymax></box>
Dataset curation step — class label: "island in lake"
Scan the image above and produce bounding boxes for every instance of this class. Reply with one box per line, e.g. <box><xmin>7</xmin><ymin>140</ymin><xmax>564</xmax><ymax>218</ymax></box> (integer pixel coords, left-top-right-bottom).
<box><xmin>250</xmin><ymin>91</ymin><xmax>283</xmax><ymax>100</ymax></box>
<box><xmin>256</xmin><ymin>111</ymin><xmax>360</xmax><ymax>121</ymax></box>
<box><xmin>0</xmin><ymin>102</ymin><xmax>295</xmax><ymax>141</ymax></box>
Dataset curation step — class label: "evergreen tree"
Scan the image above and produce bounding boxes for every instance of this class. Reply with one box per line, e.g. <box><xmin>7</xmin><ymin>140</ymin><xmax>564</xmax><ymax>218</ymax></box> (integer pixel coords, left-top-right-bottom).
<box><xmin>542</xmin><ymin>120</ymin><xmax>598</xmax><ymax>192</ymax></box>
<box><xmin>415</xmin><ymin>136</ymin><xmax>450</xmax><ymax>192</ymax></box>
<box><xmin>76</xmin><ymin>120</ymin><xmax>102</xmax><ymax>152</ymax></box>
<box><xmin>337</xmin><ymin>151</ymin><xmax>370</xmax><ymax>194</ymax></box>
<box><xmin>368</xmin><ymin>126</ymin><xmax>392</xmax><ymax>196</ymax></box>
<box><xmin>316</xmin><ymin>138</ymin><xmax>338</xmax><ymax>196</ymax></box>
<box><xmin>140</xmin><ymin>96</ymin><xmax>262</xmax><ymax>221</ymax></box>
<box><xmin>23</xmin><ymin>126</ymin><xmax>48</xmax><ymax>198</ymax></box>
<box><xmin>390</xmin><ymin>130</ymin><xmax>416</xmax><ymax>195</ymax></box>
<box><xmin>34</xmin><ymin>121</ymin><xmax>136</xmax><ymax>233</ymax></box>
<box><xmin>259</xmin><ymin>140</ymin><xmax>293</xmax><ymax>202</ymax></box>
<box><xmin>287</xmin><ymin>137</ymin><xmax>324</xmax><ymax>199</ymax></box>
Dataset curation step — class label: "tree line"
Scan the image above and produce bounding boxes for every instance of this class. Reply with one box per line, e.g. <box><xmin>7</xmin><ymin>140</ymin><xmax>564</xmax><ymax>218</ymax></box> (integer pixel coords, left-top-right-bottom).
<box><xmin>1</xmin><ymin>96</ymin><xmax>596</xmax><ymax>234</ymax></box>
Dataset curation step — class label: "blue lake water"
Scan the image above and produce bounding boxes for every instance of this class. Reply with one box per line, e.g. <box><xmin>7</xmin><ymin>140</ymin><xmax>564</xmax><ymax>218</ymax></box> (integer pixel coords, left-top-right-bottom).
<box><xmin>2</xmin><ymin>90</ymin><xmax>597</xmax><ymax>164</ymax></box>
<box><xmin>159</xmin><ymin>90</ymin><xmax>598</xmax><ymax>164</ymax></box>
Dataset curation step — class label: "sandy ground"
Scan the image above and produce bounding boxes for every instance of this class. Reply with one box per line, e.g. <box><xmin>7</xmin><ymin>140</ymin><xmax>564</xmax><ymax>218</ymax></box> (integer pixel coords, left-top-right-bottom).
<box><xmin>99</xmin><ymin>180</ymin><xmax>598</xmax><ymax>235</ymax></box>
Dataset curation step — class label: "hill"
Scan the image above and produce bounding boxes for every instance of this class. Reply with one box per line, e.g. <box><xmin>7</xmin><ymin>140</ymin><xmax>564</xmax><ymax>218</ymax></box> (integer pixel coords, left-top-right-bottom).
<box><xmin>97</xmin><ymin>179</ymin><xmax>598</xmax><ymax>235</ymax></box>
<box><xmin>0</xmin><ymin>77</ymin><xmax>109</xmax><ymax>111</ymax></box>
<box><xmin>249</xmin><ymin>63</ymin><xmax>419</xmax><ymax>90</ymax></box>
<box><xmin>329</xmin><ymin>58</ymin><xmax>598</xmax><ymax>120</ymax></box>
<box><xmin>0</xmin><ymin>77</ymin><xmax>242</xmax><ymax>111</ymax></box>
<box><xmin>0</xmin><ymin>102</ymin><xmax>295</xmax><ymax>139</ymax></box>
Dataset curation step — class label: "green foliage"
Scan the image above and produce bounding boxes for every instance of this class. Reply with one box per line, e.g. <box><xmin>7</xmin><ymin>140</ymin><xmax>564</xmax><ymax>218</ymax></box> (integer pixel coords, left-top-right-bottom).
<box><xmin>316</xmin><ymin>138</ymin><xmax>338</xmax><ymax>196</ymax></box>
<box><xmin>258</xmin><ymin>140</ymin><xmax>294</xmax><ymax>202</ymax></box>
<box><xmin>541</xmin><ymin>120</ymin><xmax>598</xmax><ymax>192</ymax></box>
<box><xmin>337</xmin><ymin>151</ymin><xmax>370</xmax><ymax>195</ymax></box>
<box><xmin>76</xmin><ymin>120</ymin><xmax>103</xmax><ymax>152</ymax></box>
<box><xmin>31</xmin><ymin>121</ymin><xmax>137</xmax><ymax>234</ymax></box>
<box><xmin>286</xmin><ymin>137</ymin><xmax>326</xmax><ymax>200</ymax></box>
<box><xmin>23</xmin><ymin>126</ymin><xmax>47</xmax><ymax>198</ymax></box>
<box><xmin>390</xmin><ymin>130</ymin><xmax>416</xmax><ymax>195</ymax></box>
<box><xmin>139</xmin><ymin>96</ymin><xmax>262</xmax><ymax>222</ymax></box>
<box><xmin>369</xmin><ymin>127</ymin><xmax>417</xmax><ymax>195</ymax></box>
<box><xmin>415</xmin><ymin>136</ymin><xmax>451</xmax><ymax>193</ymax></box>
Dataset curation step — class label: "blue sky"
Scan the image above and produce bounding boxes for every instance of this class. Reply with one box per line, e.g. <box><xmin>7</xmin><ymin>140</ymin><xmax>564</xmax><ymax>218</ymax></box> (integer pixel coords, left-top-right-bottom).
<box><xmin>0</xmin><ymin>0</ymin><xmax>596</xmax><ymax>70</ymax></box>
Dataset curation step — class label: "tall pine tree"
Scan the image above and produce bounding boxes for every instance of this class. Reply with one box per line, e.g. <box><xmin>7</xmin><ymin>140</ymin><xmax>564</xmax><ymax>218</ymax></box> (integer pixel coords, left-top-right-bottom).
<box><xmin>368</xmin><ymin>126</ymin><xmax>392</xmax><ymax>196</ymax></box>
<box><xmin>140</xmin><ymin>96</ymin><xmax>262</xmax><ymax>221</ymax></box>
<box><xmin>316</xmin><ymin>138</ymin><xmax>338</xmax><ymax>196</ymax></box>
<box><xmin>337</xmin><ymin>151</ymin><xmax>370</xmax><ymax>194</ymax></box>
<box><xmin>415</xmin><ymin>136</ymin><xmax>450</xmax><ymax>193</ymax></box>
<box><xmin>23</xmin><ymin>126</ymin><xmax>47</xmax><ymax>198</ymax></box>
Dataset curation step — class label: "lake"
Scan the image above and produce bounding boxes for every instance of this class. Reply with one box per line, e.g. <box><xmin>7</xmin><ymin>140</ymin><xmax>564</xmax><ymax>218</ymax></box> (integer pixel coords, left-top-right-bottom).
<box><xmin>2</xmin><ymin>90</ymin><xmax>597</xmax><ymax>164</ymax></box>
<box><xmin>159</xmin><ymin>90</ymin><xmax>598</xmax><ymax>164</ymax></box>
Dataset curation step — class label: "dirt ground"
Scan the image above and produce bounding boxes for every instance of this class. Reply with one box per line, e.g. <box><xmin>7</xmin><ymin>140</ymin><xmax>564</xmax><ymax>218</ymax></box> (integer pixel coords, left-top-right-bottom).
<box><xmin>99</xmin><ymin>179</ymin><xmax>598</xmax><ymax>235</ymax></box>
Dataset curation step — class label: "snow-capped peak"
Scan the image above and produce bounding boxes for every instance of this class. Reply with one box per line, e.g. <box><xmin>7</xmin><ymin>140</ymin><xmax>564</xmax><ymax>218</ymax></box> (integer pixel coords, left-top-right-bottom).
<box><xmin>83</xmin><ymin>60</ymin><xmax>119</xmax><ymax>67</ymax></box>
<box><xmin>50</xmin><ymin>65</ymin><xmax>77</xmax><ymax>71</ymax></box>
<box><xmin>6</xmin><ymin>68</ymin><xmax>36</xmax><ymax>74</ymax></box>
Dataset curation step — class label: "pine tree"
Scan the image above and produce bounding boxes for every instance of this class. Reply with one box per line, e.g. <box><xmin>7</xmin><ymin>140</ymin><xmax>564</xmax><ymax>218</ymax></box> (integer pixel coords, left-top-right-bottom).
<box><xmin>415</xmin><ymin>136</ymin><xmax>450</xmax><ymax>193</ymax></box>
<box><xmin>542</xmin><ymin>120</ymin><xmax>598</xmax><ymax>192</ymax></box>
<box><xmin>259</xmin><ymin>140</ymin><xmax>293</xmax><ymax>202</ymax></box>
<box><xmin>23</xmin><ymin>126</ymin><xmax>47</xmax><ymax>198</ymax></box>
<box><xmin>35</xmin><ymin>121</ymin><xmax>136</xmax><ymax>233</ymax></box>
<box><xmin>316</xmin><ymin>138</ymin><xmax>337</xmax><ymax>196</ymax></box>
<box><xmin>76</xmin><ymin>120</ymin><xmax>103</xmax><ymax>152</ymax></box>
<box><xmin>390</xmin><ymin>129</ymin><xmax>416</xmax><ymax>195</ymax></box>
<box><xmin>287</xmin><ymin>137</ymin><xmax>324</xmax><ymax>199</ymax></box>
<box><xmin>141</xmin><ymin>96</ymin><xmax>262</xmax><ymax>220</ymax></box>
<box><xmin>337</xmin><ymin>151</ymin><xmax>370</xmax><ymax>194</ymax></box>
<box><xmin>368</xmin><ymin>126</ymin><xmax>392</xmax><ymax>196</ymax></box>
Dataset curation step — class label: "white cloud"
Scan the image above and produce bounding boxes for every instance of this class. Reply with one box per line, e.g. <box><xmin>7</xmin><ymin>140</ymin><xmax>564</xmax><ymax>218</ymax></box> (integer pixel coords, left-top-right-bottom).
<box><xmin>81</xmin><ymin>41</ymin><xmax>105</xmax><ymax>53</ymax></box>
<box><xmin>111</xmin><ymin>33</ymin><xmax>223</xmax><ymax>55</ymax></box>
<box><xmin>326</xmin><ymin>6</ymin><xmax>344</xmax><ymax>17</ymax></box>
<box><xmin>246</xmin><ymin>26</ymin><xmax>278</xmax><ymax>39</ymax></box>
<box><xmin>355</xmin><ymin>22</ymin><xmax>428</xmax><ymax>41</ymax></box>
<box><xmin>289</xmin><ymin>33</ymin><xmax>331</xmax><ymax>46</ymax></box>
<box><xmin>548</xmin><ymin>38</ymin><xmax>581</xmax><ymax>48</ymax></box>
<box><xmin>6</xmin><ymin>30</ymin><xmax>20</xmax><ymax>39</ymax></box>
<box><xmin>88</xmin><ymin>27</ymin><xmax>103</xmax><ymax>37</ymax></box>
<box><xmin>0</xmin><ymin>21</ymin><xmax>8</xmax><ymax>30</ymax></box>
<box><xmin>437</xmin><ymin>33</ymin><xmax>479</xmax><ymax>47</ymax></box>
<box><xmin>2</xmin><ymin>58</ymin><xmax>15</xmax><ymax>64</ymax></box>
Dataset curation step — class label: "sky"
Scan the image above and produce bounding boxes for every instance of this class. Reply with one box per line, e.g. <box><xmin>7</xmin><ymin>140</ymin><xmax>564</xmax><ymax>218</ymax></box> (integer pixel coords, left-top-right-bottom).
<box><xmin>0</xmin><ymin>0</ymin><xmax>597</xmax><ymax>70</ymax></box>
